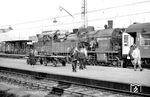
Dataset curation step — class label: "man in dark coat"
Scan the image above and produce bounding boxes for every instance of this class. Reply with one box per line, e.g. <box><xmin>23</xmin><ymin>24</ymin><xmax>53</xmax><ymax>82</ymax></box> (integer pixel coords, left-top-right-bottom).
<box><xmin>28</xmin><ymin>48</ymin><xmax>36</xmax><ymax>66</ymax></box>
<box><xmin>69</xmin><ymin>47</ymin><xmax>79</xmax><ymax>72</ymax></box>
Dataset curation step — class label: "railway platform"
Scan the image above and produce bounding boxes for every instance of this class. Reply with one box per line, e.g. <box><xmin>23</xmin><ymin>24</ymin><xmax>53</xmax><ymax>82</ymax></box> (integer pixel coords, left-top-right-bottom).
<box><xmin>0</xmin><ymin>57</ymin><xmax>150</xmax><ymax>96</ymax></box>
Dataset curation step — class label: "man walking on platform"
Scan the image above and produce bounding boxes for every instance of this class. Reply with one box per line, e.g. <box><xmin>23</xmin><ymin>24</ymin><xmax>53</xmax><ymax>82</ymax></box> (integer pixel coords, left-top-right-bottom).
<box><xmin>127</xmin><ymin>45</ymin><xmax>134</xmax><ymax>66</ymax></box>
<box><xmin>28</xmin><ymin>48</ymin><xmax>36</xmax><ymax>66</ymax></box>
<box><xmin>132</xmin><ymin>45</ymin><xmax>143</xmax><ymax>71</ymax></box>
<box><xmin>79</xmin><ymin>45</ymin><xmax>88</xmax><ymax>69</ymax></box>
<box><xmin>69</xmin><ymin>47</ymin><xmax>79</xmax><ymax>72</ymax></box>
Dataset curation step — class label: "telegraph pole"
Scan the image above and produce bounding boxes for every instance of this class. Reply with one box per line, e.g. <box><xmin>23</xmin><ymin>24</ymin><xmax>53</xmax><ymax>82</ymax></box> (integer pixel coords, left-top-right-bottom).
<box><xmin>81</xmin><ymin>0</ymin><xmax>87</xmax><ymax>28</ymax></box>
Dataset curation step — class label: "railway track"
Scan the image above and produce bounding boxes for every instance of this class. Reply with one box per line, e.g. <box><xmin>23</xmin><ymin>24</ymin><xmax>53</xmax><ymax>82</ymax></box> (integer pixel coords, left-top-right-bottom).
<box><xmin>0</xmin><ymin>70</ymin><xmax>143</xmax><ymax>97</ymax></box>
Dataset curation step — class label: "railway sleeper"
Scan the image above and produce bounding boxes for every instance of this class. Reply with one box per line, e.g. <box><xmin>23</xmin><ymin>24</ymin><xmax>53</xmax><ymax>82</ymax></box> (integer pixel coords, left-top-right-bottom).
<box><xmin>7</xmin><ymin>78</ymin><xmax>16</xmax><ymax>84</ymax></box>
<box><xmin>30</xmin><ymin>83</ymin><xmax>42</xmax><ymax>90</ymax></box>
<box><xmin>24</xmin><ymin>82</ymin><xmax>37</xmax><ymax>89</ymax></box>
<box><xmin>82</xmin><ymin>90</ymin><xmax>99</xmax><ymax>95</ymax></box>
<box><xmin>66</xmin><ymin>85</ymin><xmax>86</xmax><ymax>90</ymax></box>
<box><xmin>65</xmin><ymin>85</ymin><xmax>104</xmax><ymax>97</ymax></box>
<box><xmin>43</xmin><ymin>86</ymin><xmax>53</xmax><ymax>91</ymax></box>
<box><xmin>3</xmin><ymin>76</ymin><xmax>10</xmax><ymax>82</ymax></box>
<box><xmin>0</xmin><ymin>76</ymin><xmax>5</xmax><ymax>80</ymax></box>
<box><xmin>28</xmin><ymin>82</ymin><xmax>49</xmax><ymax>90</ymax></box>
<box><xmin>49</xmin><ymin>87</ymin><xmax>64</xmax><ymax>96</ymax></box>
<box><xmin>70</xmin><ymin>91</ymin><xmax>89</xmax><ymax>97</ymax></box>
<box><xmin>41</xmin><ymin>82</ymin><xmax>58</xmax><ymax>88</ymax></box>
<box><xmin>10</xmin><ymin>79</ymin><xmax>21</xmax><ymax>85</ymax></box>
<box><xmin>1</xmin><ymin>76</ymin><xmax>8</xmax><ymax>81</ymax></box>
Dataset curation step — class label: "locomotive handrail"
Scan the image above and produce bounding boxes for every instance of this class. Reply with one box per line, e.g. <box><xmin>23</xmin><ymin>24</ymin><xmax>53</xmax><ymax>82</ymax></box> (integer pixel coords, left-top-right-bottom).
<box><xmin>26</xmin><ymin>55</ymin><xmax>49</xmax><ymax>58</ymax></box>
<box><xmin>48</xmin><ymin>55</ymin><xmax>67</xmax><ymax>58</ymax></box>
<box><xmin>31</xmin><ymin>55</ymin><xmax>67</xmax><ymax>59</ymax></box>
<box><xmin>87</xmin><ymin>51</ymin><xmax>119</xmax><ymax>54</ymax></box>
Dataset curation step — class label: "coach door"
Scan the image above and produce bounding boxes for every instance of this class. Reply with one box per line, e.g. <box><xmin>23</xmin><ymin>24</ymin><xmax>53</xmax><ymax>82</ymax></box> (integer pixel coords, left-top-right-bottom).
<box><xmin>140</xmin><ymin>32</ymin><xmax>150</xmax><ymax>58</ymax></box>
<box><xmin>122</xmin><ymin>32</ymin><xmax>134</xmax><ymax>55</ymax></box>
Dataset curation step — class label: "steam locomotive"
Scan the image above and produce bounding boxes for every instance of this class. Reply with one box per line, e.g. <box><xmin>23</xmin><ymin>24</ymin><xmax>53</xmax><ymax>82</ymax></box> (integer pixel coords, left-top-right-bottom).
<box><xmin>29</xmin><ymin>25</ymin><xmax>123</xmax><ymax>66</ymax></box>
<box><xmin>32</xmin><ymin>22</ymin><xmax>150</xmax><ymax>67</ymax></box>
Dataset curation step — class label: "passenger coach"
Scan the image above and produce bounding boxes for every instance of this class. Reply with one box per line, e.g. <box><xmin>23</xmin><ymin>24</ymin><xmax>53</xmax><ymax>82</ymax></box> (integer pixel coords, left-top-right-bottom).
<box><xmin>122</xmin><ymin>23</ymin><xmax>150</xmax><ymax>66</ymax></box>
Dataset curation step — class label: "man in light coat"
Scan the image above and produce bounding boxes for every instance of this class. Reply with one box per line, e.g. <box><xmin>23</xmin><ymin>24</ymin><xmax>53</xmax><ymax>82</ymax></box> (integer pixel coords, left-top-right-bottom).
<box><xmin>132</xmin><ymin>45</ymin><xmax>143</xmax><ymax>71</ymax></box>
<box><xmin>79</xmin><ymin>45</ymin><xmax>88</xmax><ymax>69</ymax></box>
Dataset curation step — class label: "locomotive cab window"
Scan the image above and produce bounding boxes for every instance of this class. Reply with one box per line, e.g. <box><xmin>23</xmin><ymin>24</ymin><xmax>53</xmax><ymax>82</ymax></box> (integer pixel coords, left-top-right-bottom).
<box><xmin>124</xmin><ymin>35</ymin><xmax>129</xmax><ymax>46</ymax></box>
<box><xmin>141</xmin><ymin>33</ymin><xmax>150</xmax><ymax>46</ymax></box>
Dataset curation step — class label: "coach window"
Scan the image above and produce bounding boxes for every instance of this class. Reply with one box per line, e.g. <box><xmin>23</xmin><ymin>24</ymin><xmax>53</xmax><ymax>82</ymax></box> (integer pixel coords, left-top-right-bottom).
<box><xmin>141</xmin><ymin>33</ymin><xmax>150</xmax><ymax>46</ymax></box>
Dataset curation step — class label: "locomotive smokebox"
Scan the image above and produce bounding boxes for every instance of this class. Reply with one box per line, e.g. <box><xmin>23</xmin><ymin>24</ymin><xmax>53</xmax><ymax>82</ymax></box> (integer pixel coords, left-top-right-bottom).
<box><xmin>108</xmin><ymin>20</ymin><xmax>113</xmax><ymax>29</ymax></box>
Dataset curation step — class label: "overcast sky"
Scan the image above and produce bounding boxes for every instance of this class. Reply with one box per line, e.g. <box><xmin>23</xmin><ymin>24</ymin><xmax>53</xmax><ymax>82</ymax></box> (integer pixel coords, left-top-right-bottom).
<box><xmin>0</xmin><ymin>0</ymin><xmax>150</xmax><ymax>41</ymax></box>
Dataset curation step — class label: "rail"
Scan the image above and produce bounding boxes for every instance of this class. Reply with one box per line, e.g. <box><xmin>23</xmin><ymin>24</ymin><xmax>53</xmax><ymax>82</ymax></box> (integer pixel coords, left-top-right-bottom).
<box><xmin>0</xmin><ymin>69</ymin><xmax>134</xmax><ymax>97</ymax></box>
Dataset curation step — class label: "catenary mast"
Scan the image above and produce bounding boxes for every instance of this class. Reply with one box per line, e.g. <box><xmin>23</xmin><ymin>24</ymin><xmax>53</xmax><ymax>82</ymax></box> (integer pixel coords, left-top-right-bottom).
<box><xmin>81</xmin><ymin>0</ymin><xmax>88</xmax><ymax>28</ymax></box>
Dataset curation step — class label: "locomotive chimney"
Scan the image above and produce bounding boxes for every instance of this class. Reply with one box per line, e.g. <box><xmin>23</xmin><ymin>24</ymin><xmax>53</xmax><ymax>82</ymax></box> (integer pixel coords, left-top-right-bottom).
<box><xmin>108</xmin><ymin>20</ymin><xmax>113</xmax><ymax>29</ymax></box>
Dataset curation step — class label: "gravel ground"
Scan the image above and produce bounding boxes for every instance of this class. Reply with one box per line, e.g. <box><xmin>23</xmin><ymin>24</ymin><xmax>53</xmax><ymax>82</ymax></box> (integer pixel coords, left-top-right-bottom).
<box><xmin>0</xmin><ymin>82</ymin><xmax>49</xmax><ymax>97</ymax></box>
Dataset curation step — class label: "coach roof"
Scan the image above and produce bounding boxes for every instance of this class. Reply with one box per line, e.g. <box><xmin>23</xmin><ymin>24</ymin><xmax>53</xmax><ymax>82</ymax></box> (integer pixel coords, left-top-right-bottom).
<box><xmin>126</xmin><ymin>22</ymin><xmax>150</xmax><ymax>33</ymax></box>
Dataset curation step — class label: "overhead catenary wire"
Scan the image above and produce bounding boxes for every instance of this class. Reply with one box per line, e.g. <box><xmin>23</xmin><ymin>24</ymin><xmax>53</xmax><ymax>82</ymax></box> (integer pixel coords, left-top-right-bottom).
<box><xmin>0</xmin><ymin>0</ymin><xmax>149</xmax><ymax>28</ymax></box>
<box><xmin>87</xmin><ymin>0</ymin><xmax>150</xmax><ymax>13</ymax></box>
<box><xmin>14</xmin><ymin>11</ymin><xmax>150</xmax><ymax>30</ymax></box>
<box><xmin>88</xmin><ymin>11</ymin><xmax>150</xmax><ymax>22</ymax></box>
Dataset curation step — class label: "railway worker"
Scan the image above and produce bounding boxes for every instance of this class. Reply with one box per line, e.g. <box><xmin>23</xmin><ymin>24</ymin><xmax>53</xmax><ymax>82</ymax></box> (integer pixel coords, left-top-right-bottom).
<box><xmin>70</xmin><ymin>46</ymin><xmax>79</xmax><ymax>72</ymax></box>
<box><xmin>79</xmin><ymin>45</ymin><xmax>88</xmax><ymax>69</ymax></box>
<box><xmin>127</xmin><ymin>45</ymin><xmax>134</xmax><ymax>66</ymax></box>
<box><xmin>131</xmin><ymin>45</ymin><xmax>143</xmax><ymax>71</ymax></box>
<box><xmin>29</xmin><ymin>48</ymin><xmax>36</xmax><ymax>66</ymax></box>
<box><xmin>33</xmin><ymin>49</ymin><xmax>38</xmax><ymax>56</ymax></box>
<box><xmin>89</xmin><ymin>37</ymin><xmax>97</xmax><ymax>51</ymax></box>
<box><xmin>53</xmin><ymin>30</ymin><xmax>59</xmax><ymax>42</ymax></box>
